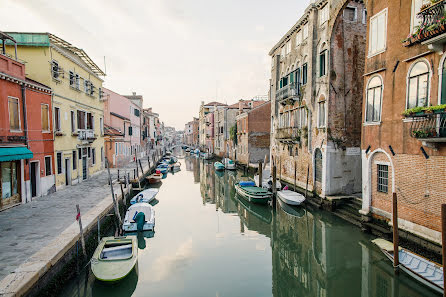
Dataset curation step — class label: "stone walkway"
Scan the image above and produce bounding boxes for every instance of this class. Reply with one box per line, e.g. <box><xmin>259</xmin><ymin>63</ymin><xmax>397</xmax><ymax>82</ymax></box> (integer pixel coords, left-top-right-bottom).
<box><xmin>0</xmin><ymin>158</ymin><xmax>152</xmax><ymax>281</ymax></box>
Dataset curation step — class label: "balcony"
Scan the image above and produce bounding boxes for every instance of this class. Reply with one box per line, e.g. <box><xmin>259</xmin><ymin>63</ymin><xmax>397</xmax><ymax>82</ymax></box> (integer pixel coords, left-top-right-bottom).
<box><xmin>78</xmin><ymin>129</ymin><xmax>96</xmax><ymax>142</ymax></box>
<box><xmin>405</xmin><ymin>1</ymin><xmax>446</xmax><ymax>50</ymax></box>
<box><xmin>276</xmin><ymin>82</ymin><xmax>302</xmax><ymax>105</ymax></box>
<box><xmin>408</xmin><ymin>111</ymin><xmax>446</xmax><ymax>146</ymax></box>
<box><xmin>276</xmin><ymin>127</ymin><xmax>301</xmax><ymax>143</ymax></box>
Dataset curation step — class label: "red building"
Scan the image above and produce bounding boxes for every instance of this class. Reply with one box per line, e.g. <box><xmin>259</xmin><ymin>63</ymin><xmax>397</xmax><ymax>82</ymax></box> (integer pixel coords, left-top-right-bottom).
<box><xmin>0</xmin><ymin>32</ymin><xmax>54</xmax><ymax>210</ymax></box>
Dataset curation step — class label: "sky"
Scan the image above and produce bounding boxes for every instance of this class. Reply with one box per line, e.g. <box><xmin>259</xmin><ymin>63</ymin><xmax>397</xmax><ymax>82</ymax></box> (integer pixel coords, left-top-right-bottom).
<box><xmin>1</xmin><ymin>0</ymin><xmax>308</xmax><ymax>130</ymax></box>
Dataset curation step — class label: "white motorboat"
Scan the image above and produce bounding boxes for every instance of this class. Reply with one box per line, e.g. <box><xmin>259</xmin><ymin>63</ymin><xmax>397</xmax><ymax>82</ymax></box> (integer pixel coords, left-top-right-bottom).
<box><xmin>254</xmin><ymin>168</ymin><xmax>281</xmax><ymax>190</ymax></box>
<box><xmin>277</xmin><ymin>190</ymin><xmax>305</xmax><ymax>206</ymax></box>
<box><xmin>123</xmin><ymin>203</ymin><xmax>155</xmax><ymax>232</ymax></box>
<box><xmin>223</xmin><ymin>158</ymin><xmax>236</xmax><ymax>170</ymax></box>
<box><xmin>130</xmin><ymin>188</ymin><xmax>159</xmax><ymax>205</ymax></box>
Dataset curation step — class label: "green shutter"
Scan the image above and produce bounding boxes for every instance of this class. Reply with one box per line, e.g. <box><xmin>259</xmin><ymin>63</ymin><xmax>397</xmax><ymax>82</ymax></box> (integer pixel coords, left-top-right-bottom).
<box><xmin>442</xmin><ymin>67</ymin><xmax>446</xmax><ymax>104</ymax></box>
<box><xmin>290</xmin><ymin>72</ymin><xmax>294</xmax><ymax>83</ymax></box>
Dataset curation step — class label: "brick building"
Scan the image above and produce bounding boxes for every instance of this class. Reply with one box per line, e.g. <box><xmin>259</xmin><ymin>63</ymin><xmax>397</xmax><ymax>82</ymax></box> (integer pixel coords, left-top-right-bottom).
<box><xmin>0</xmin><ymin>32</ymin><xmax>54</xmax><ymax>210</ymax></box>
<box><xmin>236</xmin><ymin>101</ymin><xmax>271</xmax><ymax>165</ymax></box>
<box><xmin>360</xmin><ymin>0</ymin><xmax>446</xmax><ymax>245</ymax></box>
<box><xmin>269</xmin><ymin>0</ymin><xmax>366</xmax><ymax>197</ymax></box>
<box><xmin>198</xmin><ymin>101</ymin><xmax>226</xmax><ymax>151</ymax></box>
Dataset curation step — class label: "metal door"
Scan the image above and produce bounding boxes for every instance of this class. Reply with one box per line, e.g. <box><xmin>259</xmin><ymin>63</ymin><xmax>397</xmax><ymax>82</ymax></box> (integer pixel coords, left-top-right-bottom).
<box><xmin>82</xmin><ymin>157</ymin><xmax>87</xmax><ymax>180</ymax></box>
<box><xmin>30</xmin><ymin>162</ymin><xmax>37</xmax><ymax>197</ymax></box>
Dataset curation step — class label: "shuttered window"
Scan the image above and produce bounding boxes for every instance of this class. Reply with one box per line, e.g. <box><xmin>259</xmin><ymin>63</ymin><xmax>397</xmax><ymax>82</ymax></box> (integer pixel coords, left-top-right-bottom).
<box><xmin>8</xmin><ymin>97</ymin><xmax>20</xmax><ymax>131</ymax></box>
<box><xmin>41</xmin><ymin>104</ymin><xmax>49</xmax><ymax>132</ymax></box>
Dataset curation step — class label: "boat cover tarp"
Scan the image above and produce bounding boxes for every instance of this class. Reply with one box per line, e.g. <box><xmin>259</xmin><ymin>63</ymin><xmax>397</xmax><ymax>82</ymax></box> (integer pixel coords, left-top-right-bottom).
<box><xmin>239</xmin><ymin>181</ymin><xmax>256</xmax><ymax>187</ymax></box>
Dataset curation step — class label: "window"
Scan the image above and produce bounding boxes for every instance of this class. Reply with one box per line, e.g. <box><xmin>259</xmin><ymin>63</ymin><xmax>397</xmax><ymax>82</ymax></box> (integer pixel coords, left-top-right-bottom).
<box><xmin>296</xmin><ymin>30</ymin><xmax>302</xmax><ymax>46</ymax></box>
<box><xmin>77</xmin><ymin>110</ymin><xmax>86</xmax><ymax>129</ymax></box>
<box><xmin>302</xmin><ymin>63</ymin><xmax>308</xmax><ymax>85</ymax></box>
<box><xmin>69</xmin><ymin>71</ymin><xmax>75</xmax><ymax>87</ymax></box>
<box><xmin>101</xmin><ymin>147</ymin><xmax>104</xmax><ymax>163</ymax></box>
<box><xmin>87</xmin><ymin>147</ymin><xmax>91</xmax><ymax>158</ymax></box>
<box><xmin>71</xmin><ymin>111</ymin><xmax>75</xmax><ymax>133</ymax></box>
<box><xmin>92</xmin><ymin>148</ymin><xmax>96</xmax><ymax>165</ymax></box>
<box><xmin>412</xmin><ymin>0</ymin><xmax>429</xmax><ymax>33</ymax></box>
<box><xmin>52</xmin><ymin>60</ymin><xmax>60</xmax><ymax>80</ymax></box>
<box><xmin>363</xmin><ymin>9</ymin><xmax>367</xmax><ymax>25</ymax></box>
<box><xmin>286</xmin><ymin>40</ymin><xmax>291</xmax><ymax>55</ymax></box>
<box><xmin>319</xmin><ymin>49</ymin><xmax>327</xmax><ymax>77</ymax></box>
<box><xmin>293</xmin><ymin>107</ymin><xmax>307</xmax><ymax>128</ymax></box>
<box><xmin>41</xmin><ymin>104</ymin><xmax>50</xmax><ymax>132</ymax></box>
<box><xmin>99</xmin><ymin>87</ymin><xmax>103</xmax><ymax>99</ymax></box>
<box><xmin>54</xmin><ymin>107</ymin><xmax>61</xmax><ymax>131</ymax></box>
<box><xmin>407</xmin><ymin>61</ymin><xmax>429</xmax><ymax>109</ymax></box>
<box><xmin>90</xmin><ymin>83</ymin><xmax>95</xmax><ymax>96</ymax></box>
<box><xmin>56</xmin><ymin>152</ymin><xmax>62</xmax><ymax>174</ymax></box>
<box><xmin>318</xmin><ymin>101</ymin><xmax>326</xmax><ymax>127</ymax></box>
<box><xmin>369</xmin><ymin>9</ymin><xmax>387</xmax><ymax>56</ymax></box>
<box><xmin>75</xmin><ymin>74</ymin><xmax>80</xmax><ymax>89</ymax></box>
<box><xmin>129</xmin><ymin>126</ymin><xmax>133</xmax><ymax>136</ymax></box>
<box><xmin>315</xmin><ymin>149</ymin><xmax>323</xmax><ymax>183</ymax></box>
<box><xmin>320</xmin><ymin>5</ymin><xmax>329</xmax><ymax>25</ymax></box>
<box><xmin>1</xmin><ymin>162</ymin><xmax>18</xmax><ymax>198</ymax></box>
<box><xmin>78</xmin><ymin>148</ymin><xmax>82</xmax><ymax>160</ymax></box>
<box><xmin>100</xmin><ymin>118</ymin><xmax>103</xmax><ymax>135</ymax></box>
<box><xmin>134</xmin><ymin>108</ymin><xmax>140</xmax><ymax>117</ymax></box>
<box><xmin>377</xmin><ymin>164</ymin><xmax>388</xmax><ymax>193</ymax></box>
<box><xmin>45</xmin><ymin>156</ymin><xmax>52</xmax><ymax>176</ymax></box>
<box><xmin>72</xmin><ymin>151</ymin><xmax>77</xmax><ymax>170</ymax></box>
<box><xmin>84</xmin><ymin>80</ymin><xmax>90</xmax><ymax>94</ymax></box>
<box><xmin>8</xmin><ymin>97</ymin><xmax>20</xmax><ymax>131</ymax></box>
<box><xmin>280</xmin><ymin>46</ymin><xmax>285</xmax><ymax>59</ymax></box>
<box><xmin>366</xmin><ymin>76</ymin><xmax>383</xmax><ymax>122</ymax></box>
<box><xmin>303</xmin><ymin>23</ymin><xmax>309</xmax><ymax>40</ymax></box>
<box><xmin>86</xmin><ymin>113</ymin><xmax>93</xmax><ymax>130</ymax></box>
<box><xmin>344</xmin><ymin>6</ymin><xmax>357</xmax><ymax>22</ymax></box>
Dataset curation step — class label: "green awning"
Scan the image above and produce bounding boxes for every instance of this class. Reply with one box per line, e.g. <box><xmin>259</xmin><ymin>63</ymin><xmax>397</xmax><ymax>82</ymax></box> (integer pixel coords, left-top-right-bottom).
<box><xmin>0</xmin><ymin>147</ymin><xmax>33</xmax><ymax>162</ymax></box>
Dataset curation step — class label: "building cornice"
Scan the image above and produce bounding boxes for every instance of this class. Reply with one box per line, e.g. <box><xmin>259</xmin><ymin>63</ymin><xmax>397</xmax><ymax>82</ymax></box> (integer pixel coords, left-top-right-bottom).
<box><xmin>0</xmin><ymin>71</ymin><xmax>52</xmax><ymax>93</ymax></box>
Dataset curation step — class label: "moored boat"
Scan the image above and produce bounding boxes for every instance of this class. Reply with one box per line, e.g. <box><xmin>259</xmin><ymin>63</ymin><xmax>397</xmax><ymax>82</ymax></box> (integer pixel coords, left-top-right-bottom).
<box><xmin>277</xmin><ymin>190</ymin><xmax>305</xmax><ymax>206</ymax></box>
<box><xmin>223</xmin><ymin>158</ymin><xmax>236</xmax><ymax>170</ymax></box>
<box><xmin>146</xmin><ymin>173</ymin><xmax>162</xmax><ymax>184</ymax></box>
<box><xmin>254</xmin><ymin>167</ymin><xmax>281</xmax><ymax>190</ymax></box>
<box><xmin>214</xmin><ymin>162</ymin><xmax>225</xmax><ymax>171</ymax></box>
<box><xmin>91</xmin><ymin>236</ymin><xmax>138</xmax><ymax>282</ymax></box>
<box><xmin>234</xmin><ymin>181</ymin><xmax>272</xmax><ymax>205</ymax></box>
<box><xmin>123</xmin><ymin>203</ymin><xmax>155</xmax><ymax>232</ymax></box>
<box><xmin>372</xmin><ymin>238</ymin><xmax>444</xmax><ymax>294</ymax></box>
<box><xmin>130</xmin><ymin>188</ymin><xmax>159</xmax><ymax>205</ymax></box>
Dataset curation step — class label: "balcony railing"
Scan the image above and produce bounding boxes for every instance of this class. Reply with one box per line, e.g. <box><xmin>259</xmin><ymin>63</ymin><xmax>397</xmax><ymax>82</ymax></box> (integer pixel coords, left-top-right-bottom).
<box><xmin>276</xmin><ymin>82</ymin><xmax>302</xmax><ymax>103</ymax></box>
<box><xmin>409</xmin><ymin>111</ymin><xmax>446</xmax><ymax>142</ymax></box>
<box><xmin>276</xmin><ymin>127</ymin><xmax>301</xmax><ymax>143</ymax></box>
<box><xmin>0</xmin><ymin>135</ymin><xmax>26</xmax><ymax>143</ymax></box>
<box><xmin>78</xmin><ymin>129</ymin><xmax>96</xmax><ymax>141</ymax></box>
<box><xmin>406</xmin><ymin>1</ymin><xmax>446</xmax><ymax>45</ymax></box>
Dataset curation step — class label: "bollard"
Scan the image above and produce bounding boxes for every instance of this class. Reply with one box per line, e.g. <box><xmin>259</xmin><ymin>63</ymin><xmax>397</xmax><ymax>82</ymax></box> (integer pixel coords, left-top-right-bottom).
<box><xmin>392</xmin><ymin>192</ymin><xmax>399</xmax><ymax>272</ymax></box>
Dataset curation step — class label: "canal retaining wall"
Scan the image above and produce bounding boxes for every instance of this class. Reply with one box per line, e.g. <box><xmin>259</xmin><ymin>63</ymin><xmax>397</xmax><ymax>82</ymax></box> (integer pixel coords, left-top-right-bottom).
<box><xmin>0</xmin><ymin>158</ymin><xmax>159</xmax><ymax>297</ymax></box>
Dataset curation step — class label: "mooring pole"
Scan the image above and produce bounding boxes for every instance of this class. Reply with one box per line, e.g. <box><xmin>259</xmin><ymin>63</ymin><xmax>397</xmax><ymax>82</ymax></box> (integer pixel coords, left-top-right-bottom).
<box><xmin>258</xmin><ymin>161</ymin><xmax>263</xmax><ymax>188</ymax></box>
<box><xmin>139</xmin><ymin>159</ymin><xmax>144</xmax><ymax>176</ymax></box>
<box><xmin>120</xmin><ymin>183</ymin><xmax>126</xmax><ymax>207</ymax></box>
<box><xmin>105</xmin><ymin>158</ymin><xmax>122</xmax><ymax>226</ymax></box>
<box><xmin>135</xmin><ymin>156</ymin><xmax>139</xmax><ymax>177</ymax></box>
<box><xmin>272</xmin><ymin>159</ymin><xmax>277</xmax><ymax>207</ymax></box>
<box><xmin>279</xmin><ymin>156</ymin><xmax>281</xmax><ymax>181</ymax></box>
<box><xmin>392</xmin><ymin>192</ymin><xmax>399</xmax><ymax>272</ymax></box>
<box><xmin>117</xmin><ymin>170</ymin><xmax>120</xmax><ymax>182</ymax></box>
<box><xmin>76</xmin><ymin>204</ymin><xmax>87</xmax><ymax>258</ymax></box>
<box><xmin>442</xmin><ymin>204</ymin><xmax>446</xmax><ymax>297</ymax></box>
<box><xmin>294</xmin><ymin>160</ymin><xmax>297</xmax><ymax>192</ymax></box>
<box><xmin>97</xmin><ymin>217</ymin><xmax>100</xmax><ymax>244</ymax></box>
<box><xmin>305</xmin><ymin>165</ymin><xmax>309</xmax><ymax>200</ymax></box>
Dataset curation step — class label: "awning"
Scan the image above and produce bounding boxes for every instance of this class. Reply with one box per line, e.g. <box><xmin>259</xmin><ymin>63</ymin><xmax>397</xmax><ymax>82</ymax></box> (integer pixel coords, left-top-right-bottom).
<box><xmin>0</xmin><ymin>147</ymin><xmax>33</xmax><ymax>162</ymax></box>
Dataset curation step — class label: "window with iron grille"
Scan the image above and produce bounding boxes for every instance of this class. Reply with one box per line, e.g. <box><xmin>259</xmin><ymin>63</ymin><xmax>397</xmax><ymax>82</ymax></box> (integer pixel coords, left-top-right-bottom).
<box><xmin>52</xmin><ymin>61</ymin><xmax>60</xmax><ymax>80</ymax></box>
<box><xmin>377</xmin><ymin>164</ymin><xmax>388</xmax><ymax>193</ymax></box>
<box><xmin>57</xmin><ymin>152</ymin><xmax>62</xmax><ymax>174</ymax></box>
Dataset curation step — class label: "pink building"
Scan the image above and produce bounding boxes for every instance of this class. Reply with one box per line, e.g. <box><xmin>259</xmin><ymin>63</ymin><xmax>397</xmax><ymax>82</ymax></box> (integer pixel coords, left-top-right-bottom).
<box><xmin>124</xmin><ymin>92</ymin><xmax>143</xmax><ymax>157</ymax></box>
<box><xmin>103</xmin><ymin>88</ymin><xmax>131</xmax><ymax>167</ymax></box>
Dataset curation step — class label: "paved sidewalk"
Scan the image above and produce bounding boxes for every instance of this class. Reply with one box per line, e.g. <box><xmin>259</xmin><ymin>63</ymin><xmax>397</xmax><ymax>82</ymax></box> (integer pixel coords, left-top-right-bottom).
<box><xmin>0</xmin><ymin>158</ymin><xmax>151</xmax><ymax>281</ymax></box>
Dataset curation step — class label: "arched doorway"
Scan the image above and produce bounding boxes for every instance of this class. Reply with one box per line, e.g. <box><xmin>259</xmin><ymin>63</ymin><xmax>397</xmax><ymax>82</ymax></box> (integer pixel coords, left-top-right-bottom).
<box><xmin>315</xmin><ymin>148</ymin><xmax>323</xmax><ymax>184</ymax></box>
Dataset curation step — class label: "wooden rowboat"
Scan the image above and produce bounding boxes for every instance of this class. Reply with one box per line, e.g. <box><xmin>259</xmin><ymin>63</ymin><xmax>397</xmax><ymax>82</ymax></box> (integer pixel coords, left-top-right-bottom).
<box><xmin>130</xmin><ymin>188</ymin><xmax>159</xmax><ymax>205</ymax></box>
<box><xmin>146</xmin><ymin>173</ymin><xmax>162</xmax><ymax>184</ymax></box>
<box><xmin>277</xmin><ymin>190</ymin><xmax>305</xmax><ymax>206</ymax></box>
<box><xmin>234</xmin><ymin>181</ymin><xmax>272</xmax><ymax>205</ymax></box>
<box><xmin>372</xmin><ymin>238</ymin><xmax>444</xmax><ymax>294</ymax></box>
<box><xmin>91</xmin><ymin>236</ymin><xmax>138</xmax><ymax>282</ymax></box>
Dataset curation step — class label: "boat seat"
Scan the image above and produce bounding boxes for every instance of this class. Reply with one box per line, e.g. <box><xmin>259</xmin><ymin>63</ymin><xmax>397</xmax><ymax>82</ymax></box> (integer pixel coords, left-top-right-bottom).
<box><xmin>100</xmin><ymin>244</ymin><xmax>132</xmax><ymax>260</ymax></box>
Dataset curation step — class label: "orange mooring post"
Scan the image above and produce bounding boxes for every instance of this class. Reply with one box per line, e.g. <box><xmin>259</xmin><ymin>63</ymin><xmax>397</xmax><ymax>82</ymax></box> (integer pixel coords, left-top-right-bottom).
<box><xmin>392</xmin><ymin>192</ymin><xmax>399</xmax><ymax>272</ymax></box>
<box><xmin>442</xmin><ymin>204</ymin><xmax>446</xmax><ymax>297</ymax></box>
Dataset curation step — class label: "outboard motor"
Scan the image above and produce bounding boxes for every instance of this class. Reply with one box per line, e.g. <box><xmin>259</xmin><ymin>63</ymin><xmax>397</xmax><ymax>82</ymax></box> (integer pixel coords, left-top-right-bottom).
<box><xmin>135</xmin><ymin>211</ymin><xmax>145</xmax><ymax>232</ymax></box>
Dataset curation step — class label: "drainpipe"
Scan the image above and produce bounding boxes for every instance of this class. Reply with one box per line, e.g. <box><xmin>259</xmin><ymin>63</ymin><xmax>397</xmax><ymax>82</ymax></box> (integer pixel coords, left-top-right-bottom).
<box><xmin>21</xmin><ymin>84</ymin><xmax>29</xmax><ymax>202</ymax></box>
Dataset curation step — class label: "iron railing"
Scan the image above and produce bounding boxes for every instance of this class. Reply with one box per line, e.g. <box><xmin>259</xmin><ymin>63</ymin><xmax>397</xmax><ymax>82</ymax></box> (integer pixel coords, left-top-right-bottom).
<box><xmin>78</xmin><ymin>129</ymin><xmax>95</xmax><ymax>141</ymax></box>
<box><xmin>414</xmin><ymin>1</ymin><xmax>446</xmax><ymax>43</ymax></box>
<box><xmin>276</xmin><ymin>82</ymin><xmax>302</xmax><ymax>102</ymax></box>
<box><xmin>276</xmin><ymin>127</ymin><xmax>301</xmax><ymax>142</ymax></box>
<box><xmin>409</xmin><ymin>111</ymin><xmax>446</xmax><ymax>140</ymax></box>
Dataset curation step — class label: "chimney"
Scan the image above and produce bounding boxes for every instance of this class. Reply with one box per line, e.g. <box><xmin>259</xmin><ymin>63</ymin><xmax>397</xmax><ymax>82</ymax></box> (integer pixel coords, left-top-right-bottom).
<box><xmin>238</xmin><ymin>99</ymin><xmax>243</xmax><ymax>115</ymax></box>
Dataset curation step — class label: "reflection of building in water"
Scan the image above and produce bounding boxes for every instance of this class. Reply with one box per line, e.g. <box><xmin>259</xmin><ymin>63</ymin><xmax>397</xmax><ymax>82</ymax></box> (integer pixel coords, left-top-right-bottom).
<box><xmin>185</xmin><ymin>157</ymin><xmax>194</xmax><ymax>172</ymax></box>
<box><xmin>233</xmin><ymin>194</ymin><xmax>271</xmax><ymax>238</ymax></box>
<box><xmin>192</xmin><ymin>157</ymin><xmax>200</xmax><ymax>184</ymax></box>
<box><xmin>271</xmin><ymin>204</ymin><xmax>435</xmax><ymax>297</ymax></box>
<box><xmin>200</xmin><ymin>161</ymin><xmax>215</xmax><ymax>205</ymax></box>
<box><xmin>214</xmin><ymin>170</ymin><xmax>237</xmax><ymax>213</ymax></box>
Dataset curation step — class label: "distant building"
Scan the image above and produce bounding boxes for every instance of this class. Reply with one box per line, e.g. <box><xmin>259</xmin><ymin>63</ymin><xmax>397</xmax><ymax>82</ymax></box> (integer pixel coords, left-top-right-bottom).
<box><xmin>123</xmin><ymin>92</ymin><xmax>144</xmax><ymax>157</ymax></box>
<box><xmin>236</xmin><ymin>101</ymin><xmax>271</xmax><ymax>165</ymax></box>
<box><xmin>192</xmin><ymin>117</ymin><xmax>200</xmax><ymax>147</ymax></box>
<box><xmin>198</xmin><ymin>101</ymin><xmax>227</xmax><ymax>150</ymax></box>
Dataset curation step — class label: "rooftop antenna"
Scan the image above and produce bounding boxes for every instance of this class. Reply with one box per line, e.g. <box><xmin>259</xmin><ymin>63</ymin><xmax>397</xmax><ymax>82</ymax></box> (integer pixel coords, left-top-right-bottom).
<box><xmin>103</xmin><ymin>56</ymin><xmax>107</xmax><ymax>75</ymax></box>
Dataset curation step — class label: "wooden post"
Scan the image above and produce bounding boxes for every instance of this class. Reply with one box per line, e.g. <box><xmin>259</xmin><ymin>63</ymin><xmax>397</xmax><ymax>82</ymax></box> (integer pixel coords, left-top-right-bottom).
<box><xmin>148</xmin><ymin>156</ymin><xmax>151</xmax><ymax>169</ymax></box>
<box><xmin>294</xmin><ymin>160</ymin><xmax>297</xmax><ymax>192</ymax></box>
<box><xmin>272</xmin><ymin>161</ymin><xmax>277</xmax><ymax>206</ymax></box>
<box><xmin>258</xmin><ymin>161</ymin><xmax>263</xmax><ymax>188</ymax></box>
<box><xmin>105</xmin><ymin>158</ymin><xmax>122</xmax><ymax>226</ymax></box>
<box><xmin>139</xmin><ymin>159</ymin><xmax>144</xmax><ymax>176</ymax></box>
<box><xmin>120</xmin><ymin>183</ymin><xmax>126</xmax><ymax>207</ymax></box>
<box><xmin>97</xmin><ymin>217</ymin><xmax>100</xmax><ymax>245</ymax></box>
<box><xmin>76</xmin><ymin>204</ymin><xmax>87</xmax><ymax>258</ymax></box>
<box><xmin>135</xmin><ymin>157</ymin><xmax>139</xmax><ymax>177</ymax></box>
<box><xmin>117</xmin><ymin>170</ymin><xmax>120</xmax><ymax>181</ymax></box>
<box><xmin>442</xmin><ymin>204</ymin><xmax>446</xmax><ymax>297</ymax></box>
<box><xmin>279</xmin><ymin>156</ymin><xmax>282</xmax><ymax>180</ymax></box>
<box><xmin>392</xmin><ymin>192</ymin><xmax>399</xmax><ymax>271</ymax></box>
<box><xmin>305</xmin><ymin>165</ymin><xmax>309</xmax><ymax>199</ymax></box>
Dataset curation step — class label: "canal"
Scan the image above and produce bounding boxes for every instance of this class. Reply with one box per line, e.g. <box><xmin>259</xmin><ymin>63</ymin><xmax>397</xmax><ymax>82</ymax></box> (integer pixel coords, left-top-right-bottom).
<box><xmin>58</xmin><ymin>154</ymin><xmax>440</xmax><ymax>297</ymax></box>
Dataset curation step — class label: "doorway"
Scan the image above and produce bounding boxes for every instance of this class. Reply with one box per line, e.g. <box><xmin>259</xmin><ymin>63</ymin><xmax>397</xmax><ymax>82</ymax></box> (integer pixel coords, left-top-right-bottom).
<box><xmin>65</xmin><ymin>158</ymin><xmax>71</xmax><ymax>186</ymax></box>
<box><xmin>30</xmin><ymin>161</ymin><xmax>38</xmax><ymax>198</ymax></box>
<box><xmin>82</xmin><ymin>156</ymin><xmax>88</xmax><ymax>180</ymax></box>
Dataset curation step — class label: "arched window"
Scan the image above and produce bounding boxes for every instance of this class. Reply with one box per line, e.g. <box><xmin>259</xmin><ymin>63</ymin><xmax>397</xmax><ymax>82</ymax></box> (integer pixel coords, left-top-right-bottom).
<box><xmin>440</xmin><ymin>56</ymin><xmax>446</xmax><ymax>105</ymax></box>
<box><xmin>318</xmin><ymin>95</ymin><xmax>326</xmax><ymax>128</ymax></box>
<box><xmin>319</xmin><ymin>43</ymin><xmax>328</xmax><ymax>77</ymax></box>
<box><xmin>315</xmin><ymin>149</ymin><xmax>322</xmax><ymax>183</ymax></box>
<box><xmin>365</xmin><ymin>76</ymin><xmax>383</xmax><ymax>122</ymax></box>
<box><xmin>407</xmin><ymin>61</ymin><xmax>429</xmax><ymax>109</ymax></box>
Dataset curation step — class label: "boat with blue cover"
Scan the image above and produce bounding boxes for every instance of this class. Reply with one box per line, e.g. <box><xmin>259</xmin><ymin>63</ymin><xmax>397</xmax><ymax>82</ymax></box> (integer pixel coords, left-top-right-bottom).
<box><xmin>214</xmin><ymin>162</ymin><xmax>225</xmax><ymax>171</ymax></box>
<box><xmin>130</xmin><ymin>188</ymin><xmax>159</xmax><ymax>205</ymax></box>
<box><xmin>234</xmin><ymin>181</ymin><xmax>272</xmax><ymax>205</ymax></box>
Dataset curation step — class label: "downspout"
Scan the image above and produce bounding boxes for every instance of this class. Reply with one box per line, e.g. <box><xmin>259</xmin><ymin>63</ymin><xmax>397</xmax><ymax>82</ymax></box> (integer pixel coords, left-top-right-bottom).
<box><xmin>21</xmin><ymin>84</ymin><xmax>29</xmax><ymax>202</ymax></box>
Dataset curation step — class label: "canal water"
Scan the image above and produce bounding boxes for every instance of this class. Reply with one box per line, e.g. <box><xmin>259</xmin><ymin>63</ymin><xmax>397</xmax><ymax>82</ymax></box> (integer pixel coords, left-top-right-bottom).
<box><xmin>58</xmin><ymin>154</ymin><xmax>440</xmax><ymax>297</ymax></box>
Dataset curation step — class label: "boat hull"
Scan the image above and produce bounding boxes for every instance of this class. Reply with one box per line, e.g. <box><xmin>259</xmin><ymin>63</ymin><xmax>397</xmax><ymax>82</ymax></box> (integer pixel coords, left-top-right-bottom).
<box><xmin>235</xmin><ymin>184</ymin><xmax>271</xmax><ymax>205</ymax></box>
<box><xmin>277</xmin><ymin>190</ymin><xmax>305</xmax><ymax>206</ymax></box>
